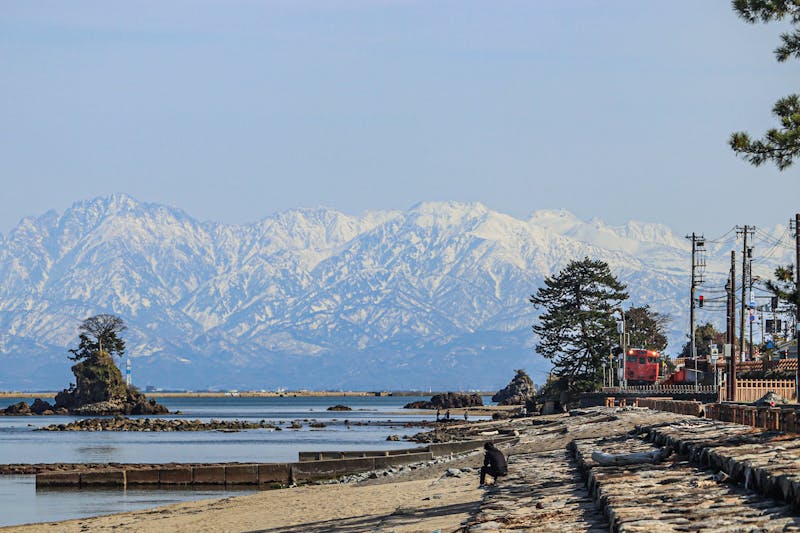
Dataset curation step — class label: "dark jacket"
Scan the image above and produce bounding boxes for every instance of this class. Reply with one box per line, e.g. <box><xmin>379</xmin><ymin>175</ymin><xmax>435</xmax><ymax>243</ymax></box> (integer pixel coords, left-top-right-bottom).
<box><xmin>484</xmin><ymin>446</ymin><xmax>507</xmax><ymax>475</ymax></box>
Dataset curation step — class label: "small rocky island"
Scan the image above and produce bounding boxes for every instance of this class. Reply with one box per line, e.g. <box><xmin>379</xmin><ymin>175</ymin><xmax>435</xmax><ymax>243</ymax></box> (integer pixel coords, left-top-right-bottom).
<box><xmin>492</xmin><ymin>369</ymin><xmax>535</xmax><ymax>406</ymax></box>
<box><xmin>403</xmin><ymin>392</ymin><xmax>483</xmax><ymax>410</ymax></box>
<box><xmin>1</xmin><ymin>314</ymin><xmax>168</xmax><ymax>416</ymax></box>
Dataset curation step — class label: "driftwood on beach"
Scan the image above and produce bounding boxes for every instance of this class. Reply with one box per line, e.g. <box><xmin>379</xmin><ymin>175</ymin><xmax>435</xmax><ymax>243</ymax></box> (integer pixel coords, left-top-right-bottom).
<box><xmin>590</xmin><ymin>448</ymin><xmax>672</xmax><ymax>466</ymax></box>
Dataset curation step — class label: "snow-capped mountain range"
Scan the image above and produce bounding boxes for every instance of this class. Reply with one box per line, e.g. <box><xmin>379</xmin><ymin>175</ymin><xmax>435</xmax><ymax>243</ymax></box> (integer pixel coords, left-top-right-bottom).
<box><xmin>0</xmin><ymin>195</ymin><xmax>791</xmax><ymax>391</ymax></box>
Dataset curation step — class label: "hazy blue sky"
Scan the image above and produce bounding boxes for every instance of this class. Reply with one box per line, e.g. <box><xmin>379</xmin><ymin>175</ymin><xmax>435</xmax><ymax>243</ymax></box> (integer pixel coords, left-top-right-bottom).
<box><xmin>1</xmin><ymin>1</ymin><xmax>797</xmax><ymax>236</ymax></box>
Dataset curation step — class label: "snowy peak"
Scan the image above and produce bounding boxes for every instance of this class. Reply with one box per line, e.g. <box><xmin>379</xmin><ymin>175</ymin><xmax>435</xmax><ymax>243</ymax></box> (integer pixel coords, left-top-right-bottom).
<box><xmin>0</xmin><ymin>195</ymin><xmax>710</xmax><ymax>390</ymax></box>
<box><xmin>528</xmin><ymin>209</ymin><xmax>686</xmax><ymax>254</ymax></box>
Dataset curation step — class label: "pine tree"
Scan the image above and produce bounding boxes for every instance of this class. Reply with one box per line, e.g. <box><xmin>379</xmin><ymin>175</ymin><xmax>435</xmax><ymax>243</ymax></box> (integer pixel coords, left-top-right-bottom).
<box><xmin>766</xmin><ymin>264</ymin><xmax>800</xmax><ymax>317</ymax></box>
<box><xmin>730</xmin><ymin>0</ymin><xmax>800</xmax><ymax>169</ymax></box>
<box><xmin>68</xmin><ymin>314</ymin><xmax>127</xmax><ymax>361</ymax></box>
<box><xmin>679</xmin><ymin>322</ymin><xmax>726</xmax><ymax>358</ymax></box>
<box><xmin>530</xmin><ymin>258</ymin><xmax>628</xmax><ymax>393</ymax></box>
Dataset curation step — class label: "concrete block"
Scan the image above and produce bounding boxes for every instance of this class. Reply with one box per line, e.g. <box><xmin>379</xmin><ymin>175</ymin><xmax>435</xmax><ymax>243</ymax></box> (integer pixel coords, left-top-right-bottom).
<box><xmin>80</xmin><ymin>470</ymin><xmax>126</xmax><ymax>487</ymax></box>
<box><xmin>373</xmin><ymin>452</ymin><xmax>433</xmax><ymax>469</ymax></box>
<box><xmin>36</xmin><ymin>471</ymin><xmax>80</xmax><ymax>487</ymax></box>
<box><xmin>258</xmin><ymin>463</ymin><xmax>292</xmax><ymax>486</ymax></box>
<box><xmin>428</xmin><ymin>440</ymin><xmax>484</xmax><ymax>457</ymax></box>
<box><xmin>192</xmin><ymin>466</ymin><xmax>226</xmax><ymax>485</ymax></box>
<box><xmin>389</xmin><ymin>447</ymin><xmax>428</xmax><ymax>455</ymax></box>
<box><xmin>126</xmin><ymin>469</ymin><xmax>160</xmax><ymax>485</ymax></box>
<box><xmin>292</xmin><ymin>457</ymin><xmax>375</xmax><ymax>482</ymax></box>
<box><xmin>225</xmin><ymin>464</ymin><xmax>258</xmax><ymax>485</ymax></box>
<box><xmin>158</xmin><ymin>467</ymin><xmax>192</xmax><ymax>484</ymax></box>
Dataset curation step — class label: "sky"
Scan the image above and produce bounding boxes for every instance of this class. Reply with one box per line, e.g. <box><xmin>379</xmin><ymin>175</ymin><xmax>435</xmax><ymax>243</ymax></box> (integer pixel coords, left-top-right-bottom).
<box><xmin>1</xmin><ymin>1</ymin><xmax>798</xmax><ymax>238</ymax></box>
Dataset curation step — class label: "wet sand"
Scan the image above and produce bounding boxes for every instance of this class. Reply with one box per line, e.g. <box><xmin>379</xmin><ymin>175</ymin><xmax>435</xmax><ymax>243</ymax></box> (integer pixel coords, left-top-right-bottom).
<box><xmin>2</xmin><ymin>467</ymin><xmax>483</xmax><ymax>532</ymax></box>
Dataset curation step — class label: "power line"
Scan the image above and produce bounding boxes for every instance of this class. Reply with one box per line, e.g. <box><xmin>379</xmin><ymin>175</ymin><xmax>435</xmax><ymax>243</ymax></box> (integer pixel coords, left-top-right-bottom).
<box><xmin>705</xmin><ymin>226</ymin><xmax>738</xmax><ymax>245</ymax></box>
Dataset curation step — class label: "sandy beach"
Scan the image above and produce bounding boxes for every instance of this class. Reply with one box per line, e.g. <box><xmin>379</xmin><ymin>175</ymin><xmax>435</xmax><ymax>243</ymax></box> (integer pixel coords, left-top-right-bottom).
<box><xmin>3</xmin><ymin>462</ymin><xmax>483</xmax><ymax>532</ymax></box>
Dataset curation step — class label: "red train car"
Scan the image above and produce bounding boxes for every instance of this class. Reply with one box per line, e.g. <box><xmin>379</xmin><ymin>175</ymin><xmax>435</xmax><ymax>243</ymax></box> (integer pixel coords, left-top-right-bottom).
<box><xmin>624</xmin><ymin>348</ymin><xmax>660</xmax><ymax>385</ymax></box>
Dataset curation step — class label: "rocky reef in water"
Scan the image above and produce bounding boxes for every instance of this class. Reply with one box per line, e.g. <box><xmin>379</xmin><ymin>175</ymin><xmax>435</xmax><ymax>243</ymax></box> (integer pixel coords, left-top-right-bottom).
<box><xmin>1</xmin><ymin>351</ymin><xmax>168</xmax><ymax>416</ymax></box>
<box><xmin>403</xmin><ymin>392</ymin><xmax>484</xmax><ymax>410</ymax></box>
<box><xmin>36</xmin><ymin>416</ymin><xmax>280</xmax><ymax>432</ymax></box>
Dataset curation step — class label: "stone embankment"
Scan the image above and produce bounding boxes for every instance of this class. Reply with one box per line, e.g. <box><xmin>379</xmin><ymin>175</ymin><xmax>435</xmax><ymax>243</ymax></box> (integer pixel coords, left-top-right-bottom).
<box><xmin>36</xmin><ymin>417</ymin><xmax>281</xmax><ymax>432</ymax></box>
<box><xmin>465</xmin><ymin>406</ymin><xmax>800</xmax><ymax>531</ymax></box>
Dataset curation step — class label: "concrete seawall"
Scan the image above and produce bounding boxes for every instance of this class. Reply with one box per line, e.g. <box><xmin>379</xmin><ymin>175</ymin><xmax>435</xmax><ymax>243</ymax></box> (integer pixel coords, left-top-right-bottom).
<box><xmin>34</xmin><ymin>437</ymin><xmax>516</xmax><ymax>489</ymax></box>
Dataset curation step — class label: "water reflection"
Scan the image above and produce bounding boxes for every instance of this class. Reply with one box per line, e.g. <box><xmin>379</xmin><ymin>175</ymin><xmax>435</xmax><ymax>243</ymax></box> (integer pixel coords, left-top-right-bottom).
<box><xmin>2</xmin><ymin>476</ymin><xmax>253</xmax><ymax>527</ymax></box>
<box><xmin>76</xmin><ymin>446</ymin><xmax>120</xmax><ymax>460</ymax></box>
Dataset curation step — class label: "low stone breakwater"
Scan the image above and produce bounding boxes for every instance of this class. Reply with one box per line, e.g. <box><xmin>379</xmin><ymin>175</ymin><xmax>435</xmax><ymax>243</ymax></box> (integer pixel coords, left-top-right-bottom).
<box><xmin>36</xmin><ymin>417</ymin><xmax>281</xmax><ymax>432</ymax></box>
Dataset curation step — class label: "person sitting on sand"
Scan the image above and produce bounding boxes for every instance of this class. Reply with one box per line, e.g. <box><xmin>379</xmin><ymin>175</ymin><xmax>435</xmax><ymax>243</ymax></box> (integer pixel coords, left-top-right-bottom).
<box><xmin>479</xmin><ymin>442</ymin><xmax>507</xmax><ymax>486</ymax></box>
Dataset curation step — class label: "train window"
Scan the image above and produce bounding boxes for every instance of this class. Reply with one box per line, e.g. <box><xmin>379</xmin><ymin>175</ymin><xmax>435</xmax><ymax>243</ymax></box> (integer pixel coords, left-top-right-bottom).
<box><xmin>649</xmin><ymin>358</ymin><xmax>657</xmax><ymax>364</ymax></box>
<box><xmin>639</xmin><ymin>357</ymin><xmax>646</xmax><ymax>364</ymax></box>
<box><xmin>627</xmin><ymin>355</ymin><xmax>637</xmax><ymax>363</ymax></box>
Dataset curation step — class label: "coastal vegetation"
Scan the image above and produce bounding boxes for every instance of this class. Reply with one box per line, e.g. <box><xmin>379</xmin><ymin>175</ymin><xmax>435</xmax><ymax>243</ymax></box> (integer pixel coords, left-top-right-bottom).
<box><xmin>730</xmin><ymin>0</ymin><xmax>800</xmax><ymax>169</ymax></box>
<box><xmin>530</xmin><ymin>258</ymin><xmax>628</xmax><ymax>395</ymax></box>
<box><xmin>624</xmin><ymin>306</ymin><xmax>669</xmax><ymax>352</ymax></box>
<box><xmin>1</xmin><ymin>314</ymin><xmax>167</xmax><ymax>416</ymax></box>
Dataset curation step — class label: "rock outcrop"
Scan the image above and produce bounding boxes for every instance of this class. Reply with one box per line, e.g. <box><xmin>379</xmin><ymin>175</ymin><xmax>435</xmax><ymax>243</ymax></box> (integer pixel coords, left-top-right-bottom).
<box><xmin>492</xmin><ymin>369</ymin><xmax>535</xmax><ymax>406</ymax></box>
<box><xmin>36</xmin><ymin>416</ymin><xmax>281</xmax><ymax>432</ymax></box>
<box><xmin>0</xmin><ymin>400</ymin><xmax>66</xmax><ymax>416</ymax></box>
<box><xmin>0</xmin><ymin>351</ymin><xmax>169</xmax><ymax>417</ymax></box>
<box><xmin>52</xmin><ymin>351</ymin><xmax>168</xmax><ymax>415</ymax></box>
<box><xmin>753</xmin><ymin>391</ymin><xmax>788</xmax><ymax>407</ymax></box>
<box><xmin>404</xmin><ymin>392</ymin><xmax>483</xmax><ymax>410</ymax></box>
<box><xmin>327</xmin><ymin>404</ymin><xmax>353</xmax><ymax>411</ymax></box>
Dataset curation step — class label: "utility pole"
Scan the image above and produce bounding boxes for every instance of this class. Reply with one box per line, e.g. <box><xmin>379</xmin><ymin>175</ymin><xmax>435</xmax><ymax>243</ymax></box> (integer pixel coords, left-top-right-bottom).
<box><xmin>686</xmin><ymin>233</ymin><xmax>705</xmax><ymax>390</ymax></box>
<box><xmin>726</xmin><ymin>275</ymin><xmax>731</xmax><ymax>401</ymax></box>
<box><xmin>728</xmin><ymin>250</ymin><xmax>736</xmax><ymax>402</ymax></box>
<box><xmin>749</xmin><ymin>257</ymin><xmax>754</xmax><ymax>360</ymax></box>
<box><xmin>737</xmin><ymin>226</ymin><xmax>754</xmax><ymax>362</ymax></box>
<box><xmin>795</xmin><ymin>213</ymin><xmax>800</xmax><ymax>401</ymax></box>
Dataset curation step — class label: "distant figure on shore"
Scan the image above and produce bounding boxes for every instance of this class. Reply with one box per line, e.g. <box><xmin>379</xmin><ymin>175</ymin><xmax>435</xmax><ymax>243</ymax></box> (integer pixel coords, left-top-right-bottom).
<box><xmin>445</xmin><ymin>409</ymin><xmax>451</xmax><ymax>420</ymax></box>
<box><xmin>479</xmin><ymin>442</ymin><xmax>508</xmax><ymax>487</ymax></box>
<box><xmin>464</xmin><ymin>410</ymin><xmax>468</xmax><ymax>421</ymax></box>
<box><xmin>436</xmin><ymin>408</ymin><xmax>440</xmax><ymax>422</ymax></box>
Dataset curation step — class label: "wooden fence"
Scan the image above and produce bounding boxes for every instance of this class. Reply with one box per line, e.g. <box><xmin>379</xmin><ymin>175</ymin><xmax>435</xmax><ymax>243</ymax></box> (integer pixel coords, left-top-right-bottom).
<box><xmin>602</xmin><ymin>385</ymin><xmax>717</xmax><ymax>394</ymax></box>
<box><xmin>717</xmin><ymin>379</ymin><xmax>797</xmax><ymax>403</ymax></box>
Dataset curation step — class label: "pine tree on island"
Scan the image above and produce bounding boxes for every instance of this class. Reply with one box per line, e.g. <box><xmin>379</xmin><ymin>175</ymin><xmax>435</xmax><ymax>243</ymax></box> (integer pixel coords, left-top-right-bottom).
<box><xmin>53</xmin><ymin>314</ymin><xmax>168</xmax><ymax>415</ymax></box>
<box><xmin>531</xmin><ymin>258</ymin><xmax>628</xmax><ymax>396</ymax></box>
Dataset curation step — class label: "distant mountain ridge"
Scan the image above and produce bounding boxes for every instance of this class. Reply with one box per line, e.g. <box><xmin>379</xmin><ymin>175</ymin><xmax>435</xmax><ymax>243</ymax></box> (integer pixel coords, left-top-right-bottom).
<box><xmin>0</xmin><ymin>195</ymin><xmax>789</xmax><ymax>390</ymax></box>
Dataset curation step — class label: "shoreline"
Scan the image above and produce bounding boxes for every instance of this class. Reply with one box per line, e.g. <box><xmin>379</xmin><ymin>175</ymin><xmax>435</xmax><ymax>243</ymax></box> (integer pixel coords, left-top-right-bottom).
<box><xmin>0</xmin><ymin>415</ymin><xmax>505</xmax><ymax>532</ymax></box>
<box><xmin>0</xmin><ymin>390</ymin><xmax>497</xmax><ymax>399</ymax></box>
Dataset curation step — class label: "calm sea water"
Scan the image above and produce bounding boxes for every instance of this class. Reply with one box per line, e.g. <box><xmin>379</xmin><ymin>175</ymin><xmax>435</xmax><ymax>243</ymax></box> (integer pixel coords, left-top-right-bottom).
<box><xmin>0</xmin><ymin>395</ymin><xmax>488</xmax><ymax>527</ymax></box>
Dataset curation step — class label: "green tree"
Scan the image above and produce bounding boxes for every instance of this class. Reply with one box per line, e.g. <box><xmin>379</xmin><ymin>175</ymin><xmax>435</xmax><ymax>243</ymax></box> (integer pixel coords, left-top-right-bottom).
<box><xmin>625</xmin><ymin>305</ymin><xmax>669</xmax><ymax>352</ymax></box>
<box><xmin>730</xmin><ymin>0</ymin><xmax>800</xmax><ymax>169</ymax></box>
<box><xmin>766</xmin><ymin>264</ymin><xmax>800</xmax><ymax>317</ymax></box>
<box><xmin>68</xmin><ymin>314</ymin><xmax>127</xmax><ymax>361</ymax></box>
<box><xmin>679</xmin><ymin>322</ymin><xmax>727</xmax><ymax>358</ymax></box>
<box><xmin>530</xmin><ymin>258</ymin><xmax>628</xmax><ymax>393</ymax></box>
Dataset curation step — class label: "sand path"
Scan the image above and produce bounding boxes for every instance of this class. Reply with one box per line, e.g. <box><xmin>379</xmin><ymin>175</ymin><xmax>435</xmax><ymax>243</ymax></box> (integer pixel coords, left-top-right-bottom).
<box><xmin>3</xmin><ymin>472</ymin><xmax>482</xmax><ymax>533</ymax></box>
